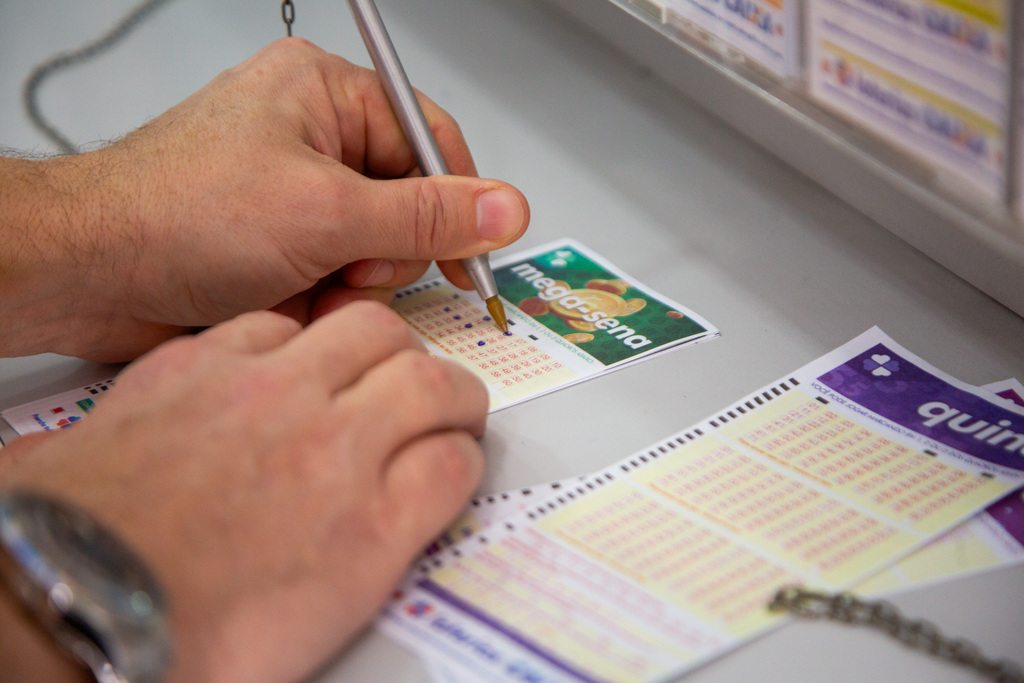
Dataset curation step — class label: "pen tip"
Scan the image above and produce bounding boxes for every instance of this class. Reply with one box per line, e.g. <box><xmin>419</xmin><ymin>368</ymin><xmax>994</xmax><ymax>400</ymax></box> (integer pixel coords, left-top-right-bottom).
<box><xmin>485</xmin><ymin>296</ymin><xmax>508</xmax><ymax>334</ymax></box>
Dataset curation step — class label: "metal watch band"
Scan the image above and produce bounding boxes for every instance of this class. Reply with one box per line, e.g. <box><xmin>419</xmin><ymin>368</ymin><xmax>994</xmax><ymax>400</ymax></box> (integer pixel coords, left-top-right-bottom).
<box><xmin>0</xmin><ymin>490</ymin><xmax>172</xmax><ymax>683</ymax></box>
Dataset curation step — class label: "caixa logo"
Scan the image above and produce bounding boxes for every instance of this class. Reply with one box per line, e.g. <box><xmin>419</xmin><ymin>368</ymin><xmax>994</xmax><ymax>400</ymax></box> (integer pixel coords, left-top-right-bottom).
<box><xmin>429</xmin><ymin>615</ymin><xmax>501</xmax><ymax>663</ymax></box>
<box><xmin>921</xmin><ymin>106</ymin><xmax>987</xmax><ymax>157</ymax></box>
<box><xmin>723</xmin><ymin>0</ymin><xmax>779</xmax><ymax>35</ymax></box>
<box><xmin>506</xmin><ymin>660</ymin><xmax>553</xmax><ymax>682</ymax></box>
<box><xmin>923</xmin><ymin>7</ymin><xmax>991</xmax><ymax>54</ymax></box>
<box><xmin>404</xmin><ymin>600</ymin><xmax>434</xmax><ymax>618</ymax></box>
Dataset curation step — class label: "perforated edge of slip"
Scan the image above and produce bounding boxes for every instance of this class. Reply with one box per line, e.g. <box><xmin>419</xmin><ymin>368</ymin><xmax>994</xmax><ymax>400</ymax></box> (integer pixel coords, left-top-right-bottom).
<box><xmin>706</xmin><ymin>378</ymin><xmax>800</xmax><ymax>428</ymax></box>
<box><xmin>83</xmin><ymin>379</ymin><xmax>116</xmax><ymax>395</ymax></box>
<box><xmin>470</xmin><ymin>479</ymin><xmax>576</xmax><ymax>509</ymax></box>
<box><xmin>394</xmin><ymin>278</ymin><xmax>445</xmax><ymax>299</ymax></box>
<box><xmin>521</xmin><ymin>378</ymin><xmax>808</xmax><ymax>520</ymax></box>
<box><xmin>1</xmin><ymin>377</ymin><xmax>117</xmax><ymax>420</ymax></box>
<box><xmin>523</xmin><ymin>472</ymin><xmax>616</xmax><ymax>523</ymax></box>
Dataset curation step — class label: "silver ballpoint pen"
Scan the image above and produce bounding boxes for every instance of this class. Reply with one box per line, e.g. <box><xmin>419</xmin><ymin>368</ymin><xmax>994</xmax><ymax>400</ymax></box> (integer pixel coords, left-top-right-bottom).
<box><xmin>346</xmin><ymin>0</ymin><xmax>509</xmax><ymax>333</ymax></box>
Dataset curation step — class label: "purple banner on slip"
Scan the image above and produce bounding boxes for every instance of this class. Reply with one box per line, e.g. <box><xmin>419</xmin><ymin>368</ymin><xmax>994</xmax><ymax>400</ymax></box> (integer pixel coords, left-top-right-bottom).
<box><xmin>818</xmin><ymin>344</ymin><xmax>1024</xmax><ymax>472</ymax></box>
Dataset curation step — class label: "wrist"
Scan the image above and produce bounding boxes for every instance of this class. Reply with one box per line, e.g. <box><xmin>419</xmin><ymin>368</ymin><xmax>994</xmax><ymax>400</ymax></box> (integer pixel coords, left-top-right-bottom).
<box><xmin>0</xmin><ymin>569</ymin><xmax>92</xmax><ymax>683</ymax></box>
<box><xmin>0</xmin><ymin>151</ymin><xmax>138</xmax><ymax>358</ymax></box>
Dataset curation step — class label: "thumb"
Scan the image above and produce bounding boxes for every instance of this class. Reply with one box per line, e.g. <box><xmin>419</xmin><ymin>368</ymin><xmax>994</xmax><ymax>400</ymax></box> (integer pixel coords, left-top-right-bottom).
<box><xmin>341</xmin><ymin>174</ymin><xmax>528</xmax><ymax>261</ymax></box>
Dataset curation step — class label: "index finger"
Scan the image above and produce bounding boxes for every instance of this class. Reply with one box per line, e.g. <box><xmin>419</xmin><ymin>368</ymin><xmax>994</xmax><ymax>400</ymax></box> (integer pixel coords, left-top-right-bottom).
<box><xmin>437</xmin><ymin>258</ymin><xmax>474</xmax><ymax>291</ymax></box>
<box><xmin>331</xmin><ymin>62</ymin><xmax>479</xmax><ymax>179</ymax></box>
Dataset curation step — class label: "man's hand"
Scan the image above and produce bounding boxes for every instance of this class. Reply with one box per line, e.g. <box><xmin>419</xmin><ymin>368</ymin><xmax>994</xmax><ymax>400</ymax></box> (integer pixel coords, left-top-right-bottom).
<box><xmin>0</xmin><ymin>38</ymin><xmax>528</xmax><ymax>361</ymax></box>
<box><xmin>0</xmin><ymin>302</ymin><xmax>488</xmax><ymax>683</ymax></box>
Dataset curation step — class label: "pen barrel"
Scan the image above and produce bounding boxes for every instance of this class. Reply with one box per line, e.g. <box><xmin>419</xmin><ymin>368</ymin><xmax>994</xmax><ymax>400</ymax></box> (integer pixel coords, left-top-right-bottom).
<box><xmin>461</xmin><ymin>253</ymin><xmax>499</xmax><ymax>300</ymax></box>
<box><xmin>348</xmin><ymin>0</ymin><xmax>501</xmax><ymax>302</ymax></box>
<box><xmin>347</xmin><ymin>0</ymin><xmax>449</xmax><ymax>176</ymax></box>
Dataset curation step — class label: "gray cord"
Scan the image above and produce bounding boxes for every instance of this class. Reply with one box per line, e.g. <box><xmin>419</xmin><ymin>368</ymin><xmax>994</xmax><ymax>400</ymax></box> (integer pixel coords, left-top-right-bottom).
<box><xmin>22</xmin><ymin>0</ymin><xmax>176</xmax><ymax>155</ymax></box>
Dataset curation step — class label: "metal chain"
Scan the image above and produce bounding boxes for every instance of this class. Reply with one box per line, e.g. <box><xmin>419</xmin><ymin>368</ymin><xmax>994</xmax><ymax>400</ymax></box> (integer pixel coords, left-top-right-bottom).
<box><xmin>769</xmin><ymin>586</ymin><xmax>1024</xmax><ymax>683</ymax></box>
<box><xmin>24</xmin><ymin>0</ymin><xmax>293</xmax><ymax>153</ymax></box>
<box><xmin>281</xmin><ymin>0</ymin><xmax>296</xmax><ymax>37</ymax></box>
<box><xmin>22</xmin><ymin>0</ymin><xmax>176</xmax><ymax>155</ymax></box>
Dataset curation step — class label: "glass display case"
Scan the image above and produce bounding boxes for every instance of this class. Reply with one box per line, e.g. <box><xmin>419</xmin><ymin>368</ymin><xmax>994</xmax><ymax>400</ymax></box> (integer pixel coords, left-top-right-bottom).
<box><xmin>543</xmin><ymin>0</ymin><xmax>1024</xmax><ymax>316</ymax></box>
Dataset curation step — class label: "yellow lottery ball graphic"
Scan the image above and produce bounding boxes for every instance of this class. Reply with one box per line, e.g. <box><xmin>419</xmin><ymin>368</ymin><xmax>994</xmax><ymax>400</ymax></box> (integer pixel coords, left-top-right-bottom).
<box><xmin>566</xmin><ymin>319</ymin><xmax>597</xmax><ymax>332</ymax></box>
<box><xmin>623</xmin><ymin>298</ymin><xmax>646</xmax><ymax>314</ymax></box>
<box><xmin>584</xmin><ymin>278</ymin><xmax>630</xmax><ymax>295</ymax></box>
<box><xmin>548</xmin><ymin>289</ymin><xmax>626</xmax><ymax>322</ymax></box>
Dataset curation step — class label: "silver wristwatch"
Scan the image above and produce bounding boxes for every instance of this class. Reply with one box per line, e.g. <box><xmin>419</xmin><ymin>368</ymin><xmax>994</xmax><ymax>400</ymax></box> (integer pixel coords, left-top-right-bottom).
<box><xmin>0</xmin><ymin>490</ymin><xmax>172</xmax><ymax>683</ymax></box>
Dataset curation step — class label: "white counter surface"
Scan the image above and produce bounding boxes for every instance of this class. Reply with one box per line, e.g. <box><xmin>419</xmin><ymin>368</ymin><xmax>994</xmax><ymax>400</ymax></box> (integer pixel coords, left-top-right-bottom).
<box><xmin>2</xmin><ymin>1</ymin><xmax>1021</xmax><ymax>681</ymax></box>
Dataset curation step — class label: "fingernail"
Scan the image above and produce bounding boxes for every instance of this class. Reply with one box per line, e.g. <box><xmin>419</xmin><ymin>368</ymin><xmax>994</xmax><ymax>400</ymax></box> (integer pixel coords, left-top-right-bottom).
<box><xmin>358</xmin><ymin>259</ymin><xmax>396</xmax><ymax>287</ymax></box>
<box><xmin>477</xmin><ymin>189</ymin><xmax>524</xmax><ymax>241</ymax></box>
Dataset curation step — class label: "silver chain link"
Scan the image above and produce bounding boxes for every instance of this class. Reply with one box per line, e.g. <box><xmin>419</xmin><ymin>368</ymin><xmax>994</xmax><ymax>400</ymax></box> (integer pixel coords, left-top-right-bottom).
<box><xmin>769</xmin><ymin>586</ymin><xmax>1024</xmax><ymax>683</ymax></box>
<box><xmin>281</xmin><ymin>1</ymin><xmax>296</xmax><ymax>37</ymax></box>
